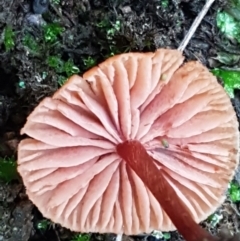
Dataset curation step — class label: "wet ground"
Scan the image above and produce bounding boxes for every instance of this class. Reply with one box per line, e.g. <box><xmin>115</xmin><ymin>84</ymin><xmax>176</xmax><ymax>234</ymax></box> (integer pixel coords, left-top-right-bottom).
<box><xmin>0</xmin><ymin>0</ymin><xmax>240</xmax><ymax>240</ymax></box>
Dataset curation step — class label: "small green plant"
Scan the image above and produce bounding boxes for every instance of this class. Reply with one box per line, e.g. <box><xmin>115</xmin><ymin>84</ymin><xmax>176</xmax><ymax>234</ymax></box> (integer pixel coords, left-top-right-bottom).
<box><xmin>228</xmin><ymin>182</ymin><xmax>240</xmax><ymax>202</ymax></box>
<box><xmin>23</xmin><ymin>34</ymin><xmax>40</xmax><ymax>53</ymax></box>
<box><xmin>211</xmin><ymin>68</ymin><xmax>240</xmax><ymax>98</ymax></box>
<box><xmin>83</xmin><ymin>56</ymin><xmax>96</xmax><ymax>69</ymax></box>
<box><xmin>104</xmin><ymin>45</ymin><xmax>121</xmax><ymax>58</ymax></box>
<box><xmin>106</xmin><ymin>20</ymin><xmax>121</xmax><ymax>40</ymax></box>
<box><xmin>0</xmin><ymin>156</ymin><xmax>18</xmax><ymax>183</ymax></box>
<box><xmin>47</xmin><ymin>56</ymin><xmax>80</xmax><ymax>86</ymax></box>
<box><xmin>48</xmin><ymin>56</ymin><xmax>79</xmax><ymax>75</ymax></box>
<box><xmin>37</xmin><ymin>219</ymin><xmax>51</xmax><ymax>231</ymax></box>
<box><xmin>43</xmin><ymin>23</ymin><xmax>64</xmax><ymax>43</ymax></box>
<box><xmin>214</xmin><ymin>6</ymin><xmax>240</xmax><ymax>96</ymax></box>
<box><xmin>3</xmin><ymin>26</ymin><xmax>15</xmax><ymax>51</ymax></box>
<box><xmin>58</xmin><ymin>75</ymin><xmax>68</xmax><ymax>86</ymax></box>
<box><xmin>96</xmin><ymin>19</ymin><xmax>109</xmax><ymax>28</ymax></box>
<box><xmin>97</xmin><ymin>19</ymin><xmax>121</xmax><ymax>40</ymax></box>
<box><xmin>71</xmin><ymin>234</ymin><xmax>91</xmax><ymax>241</ymax></box>
<box><xmin>64</xmin><ymin>59</ymin><xmax>80</xmax><ymax>76</ymax></box>
<box><xmin>216</xmin><ymin>11</ymin><xmax>240</xmax><ymax>43</ymax></box>
<box><xmin>47</xmin><ymin>55</ymin><xmax>64</xmax><ymax>73</ymax></box>
<box><xmin>162</xmin><ymin>233</ymin><xmax>171</xmax><ymax>240</ymax></box>
<box><xmin>151</xmin><ymin>230</ymin><xmax>171</xmax><ymax>240</ymax></box>
<box><xmin>207</xmin><ymin>213</ymin><xmax>223</xmax><ymax>227</ymax></box>
<box><xmin>161</xmin><ymin>0</ymin><xmax>169</xmax><ymax>8</ymax></box>
<box><xmin>96</xmin><ymin>19</ymin><xmax>122</xmax><ymax>57</ymax></box>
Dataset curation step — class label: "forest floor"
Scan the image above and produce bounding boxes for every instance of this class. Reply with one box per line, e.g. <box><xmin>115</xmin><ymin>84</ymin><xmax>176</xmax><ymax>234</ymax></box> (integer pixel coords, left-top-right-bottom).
<box><xmin>0</xmin><ymin>0</ymin><xmax>240</xmax><ymax>241</ymax></box>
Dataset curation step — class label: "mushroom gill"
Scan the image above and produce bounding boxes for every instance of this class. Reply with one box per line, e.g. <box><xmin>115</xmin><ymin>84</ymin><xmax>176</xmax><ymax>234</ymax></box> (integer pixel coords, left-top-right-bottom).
<box><xmin>17</xmin><ymin>49</ymin><xmax>239</xmax><ymax>240</ymax></box>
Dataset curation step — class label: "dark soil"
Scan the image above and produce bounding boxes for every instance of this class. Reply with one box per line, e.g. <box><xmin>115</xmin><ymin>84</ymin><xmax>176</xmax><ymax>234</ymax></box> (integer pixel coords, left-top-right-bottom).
<box><xmin>0</xmin><ymin>0</ymin><xmax>240</xmax><ymax>241</ymax></box>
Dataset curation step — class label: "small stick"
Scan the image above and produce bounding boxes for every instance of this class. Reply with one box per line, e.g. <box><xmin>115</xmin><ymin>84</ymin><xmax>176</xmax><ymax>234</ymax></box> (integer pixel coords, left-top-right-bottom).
<box><xmin>49</xmin><ymin>3</ymin><xmax>71</xmax><ymax>27</ymax></box>
<box><xmin>178</xmin><ymin>0</ymin><xmax>216</xmax><ymax>52</ymax></box>
<box><xmin>116</xmin><ymin>234</ymin><xmax>123</xmax><ymax>241</ymax></box>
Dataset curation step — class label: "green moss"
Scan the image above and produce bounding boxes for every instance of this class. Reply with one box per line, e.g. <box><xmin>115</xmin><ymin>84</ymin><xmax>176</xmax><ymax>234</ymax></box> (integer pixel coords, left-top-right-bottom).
<box><xmin>64</xmin><ymin>59</ymin><xmax>80</xmax><ymax>76</ymax></box>
<box><xmin>161</xmin><ymin>0</ymin><xmax>169</xmax><ymax>9</ymax></box>
<box><xmin>212</xmin><ymin>68</ymin><xmax>240</xmax><ymax>98</ymax></box>
<box><xmin>71</xmin><ymin>234</ymin><xmax>91</xmax><ymax>241</ymax></box>
<box><xmin>216</xmin><ymin>0</ymin><xmax>240</xmax><ymax>42</ymax></box>
<box><xmin>228</xmin><ymin>182</ymin><xmax>240</xmax><ymax>202</ymax></box>
<box><xmin>47</xmin><ymin>55</ymin><xmax>64</xmax><ymax>73</ymax></box>
<box><xmin>96</xmin><ymin>18</ymin><xmax>122</xmax><ymax>57</ymax></box>
<box><xmin>0</xmin><ymin>156</ymin><xmax>18</xmax><ymax>183</ymax></box>
<box><xmin>83</xmin><ymin>56</ymin><xmax>97</xmax><ymax>69</ymax></box>
<box><xmin>23</xmin><ymin>34</ymin><xmax>40</xmax><ymax>53</ymax></box>
<box><xmin>37</xmin><ymin>219</ymin><xmax>52</xmax><ymax>231</ymax></box>
<box><xmin>47</xmin><ymin>56</ymin><xmax>80</xmax><ymax>86</ymax></box>
<box><xmin>216</xmin><ymin>11</ymin><xmax>240</xmax><ymax>42</ymax></box>
<box><xmin>96</xmin><ymin>19</ymin><xmax>121</xmax><ymax>39</ymax></box>
<box><xmin>43</xmin><ymin>23</ymin><xmax>64</xmax><ymax>43</ymax></box>
<box><xmin>3</xmin><ymin>26</ymin><xmax>15</xmax><ymax>51</ymax></box>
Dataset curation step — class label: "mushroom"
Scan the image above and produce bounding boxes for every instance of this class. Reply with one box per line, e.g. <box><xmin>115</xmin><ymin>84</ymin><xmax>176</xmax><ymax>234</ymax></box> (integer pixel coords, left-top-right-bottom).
<box><xmin>17</xmin><ymin>49</ymin><xmax>239</xmax><ymax>241</ymax></box>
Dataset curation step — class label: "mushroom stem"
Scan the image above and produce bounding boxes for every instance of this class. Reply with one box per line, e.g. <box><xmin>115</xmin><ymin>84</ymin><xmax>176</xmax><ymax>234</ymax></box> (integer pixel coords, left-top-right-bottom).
<box><xmin>116</xmin><ymin>140</ymin><xmax>218</xmax><ymax>241</ymax></box>
<box><xmin>178</xmin><ymin>0</ymin><xmax>216</xmax><ymax>51</ymax></box>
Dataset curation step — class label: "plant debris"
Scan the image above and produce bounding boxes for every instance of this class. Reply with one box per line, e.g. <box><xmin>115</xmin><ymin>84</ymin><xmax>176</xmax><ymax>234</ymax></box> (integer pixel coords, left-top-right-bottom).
<box><xmin>212</xmin><ymin>69</ymin><xmax>240</xmax><ymax>98</ymax></box>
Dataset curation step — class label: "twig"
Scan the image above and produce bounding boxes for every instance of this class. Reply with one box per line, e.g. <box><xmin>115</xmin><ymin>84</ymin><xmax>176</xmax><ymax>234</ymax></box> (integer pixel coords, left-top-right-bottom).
<box><xmin>53</xmin><ymin>224</ymin><xmax>61</xmax><ymax>241</ymax></box>
<box><xmin>49</xmin><ymin>3</ymin><xmax>71</xmax><ymax>28</ymax></box>
<box><xmin>178</xmin><ymin>0</ymin><xmax>216</xmax><ymax>52</ymax></box>
<box><xmin>116</xmin><ymin>234</ymin><xmax>123</xmax><ymax>241</ymax></box>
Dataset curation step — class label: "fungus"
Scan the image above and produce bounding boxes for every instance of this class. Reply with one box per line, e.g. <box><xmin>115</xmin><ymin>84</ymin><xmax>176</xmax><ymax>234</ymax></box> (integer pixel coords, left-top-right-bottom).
<box><xmin>17</xmin><ymin>49</ymin><xmax>239</xmax><ymax>241</ymax></box>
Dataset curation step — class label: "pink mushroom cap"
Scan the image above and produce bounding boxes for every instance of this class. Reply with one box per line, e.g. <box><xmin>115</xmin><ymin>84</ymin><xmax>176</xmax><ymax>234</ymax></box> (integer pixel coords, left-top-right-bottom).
<box><xmin>17</xmin><ymin>49</ymin><xmax>239</xmax><ymax>235</ymax></box>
